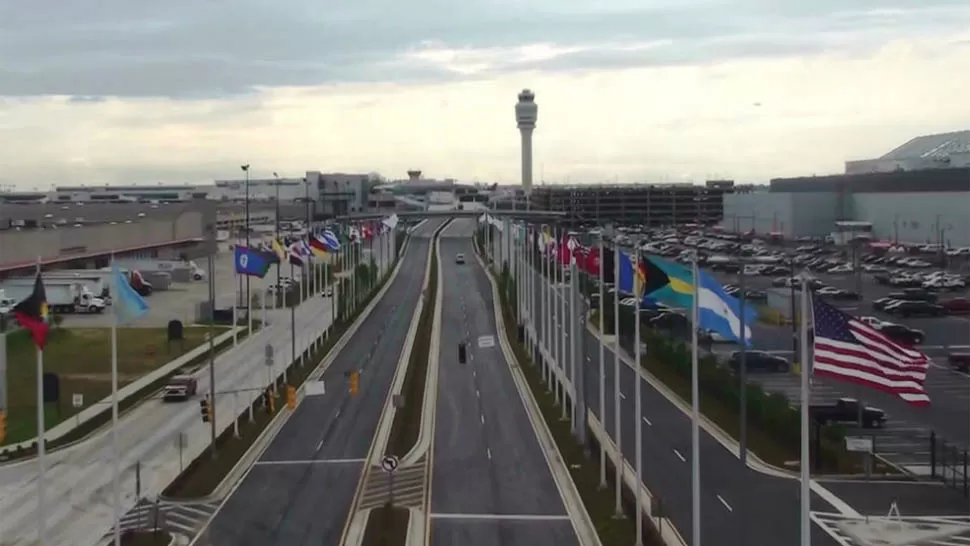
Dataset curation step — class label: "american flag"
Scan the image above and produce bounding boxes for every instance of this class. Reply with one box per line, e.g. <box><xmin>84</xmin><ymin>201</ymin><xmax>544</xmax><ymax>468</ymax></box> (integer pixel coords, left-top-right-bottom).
<box><xmin>811</xmin><ymin>293</ymin><xmax>930</xmax><ymax>406</ymax></box>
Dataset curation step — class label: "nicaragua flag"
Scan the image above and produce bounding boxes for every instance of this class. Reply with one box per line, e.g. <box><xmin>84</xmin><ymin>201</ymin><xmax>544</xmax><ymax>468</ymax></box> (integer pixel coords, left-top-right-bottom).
<box><xmin>234</xmin><ymin>245</ymin><xmax>276</xmax><ymax>278</ymax></box>
<box><xmin>112</xmin><ymin>262</ymin><xmax>149</xmax><ymax>324</ymax></box>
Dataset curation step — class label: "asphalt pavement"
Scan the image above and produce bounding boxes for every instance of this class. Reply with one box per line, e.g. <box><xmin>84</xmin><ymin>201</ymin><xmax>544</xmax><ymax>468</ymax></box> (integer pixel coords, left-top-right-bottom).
<box><xmin>429</xmin><ymin>219</ymin><xmax>579</xmax><ymax>546</ymax></box>
<box><xmin>200</xmin><ymin>220</ymin><xmax>445</xmax><ymax>546</ymax></box>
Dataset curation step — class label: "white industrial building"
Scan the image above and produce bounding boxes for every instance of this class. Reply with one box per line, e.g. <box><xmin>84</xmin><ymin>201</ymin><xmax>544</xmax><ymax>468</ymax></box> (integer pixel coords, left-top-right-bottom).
<box><xmin>723</xmin><ymin>130</ymin><xmax>970</xmax><ymax>247</ymax></box>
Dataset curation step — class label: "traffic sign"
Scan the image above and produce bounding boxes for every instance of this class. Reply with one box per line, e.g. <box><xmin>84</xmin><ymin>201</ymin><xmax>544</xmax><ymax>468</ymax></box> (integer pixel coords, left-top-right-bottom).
<box><xmin>72</xmin><ymin>393</ymin><xmax>83</xmax><ymax>408</ymax></box>
<box><xmin>381</xmin><ymin>455</ymin><xmax>399</xmax><ymax>473</ymax></box>
<box><xmin>845</xmin><ymin>436</ymin><xmax>873</xmax><ymax>453</ymax></box>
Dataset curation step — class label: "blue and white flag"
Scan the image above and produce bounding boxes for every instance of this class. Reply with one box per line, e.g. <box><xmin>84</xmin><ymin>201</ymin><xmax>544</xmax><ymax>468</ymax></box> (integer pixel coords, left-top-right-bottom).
<box><xmin>234</xmin><ymin>245</ymin><xmax>276</xmax><ymax>278</ymax></box>
<box><xmin>112</xmin><ymin>263</ymin><xmax>149</xmax><ymax>324</ymax></box>
<box><xmin>695</xmin><ymin>266</ymin><xmax>756</xmax><ymax>346</ymax></box>
<box><xmin>322</xmin><ymin>229</ymin><xmax>341</xmax><ymax>251</ymax></box>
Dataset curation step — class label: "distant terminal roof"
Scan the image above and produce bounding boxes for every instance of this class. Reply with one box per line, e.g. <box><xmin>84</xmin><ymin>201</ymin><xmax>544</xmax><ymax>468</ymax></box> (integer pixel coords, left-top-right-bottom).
<box><xmin>881</xmin><ymin>130</ymin><xmax>970</xmax><ymax>160</ymax></box>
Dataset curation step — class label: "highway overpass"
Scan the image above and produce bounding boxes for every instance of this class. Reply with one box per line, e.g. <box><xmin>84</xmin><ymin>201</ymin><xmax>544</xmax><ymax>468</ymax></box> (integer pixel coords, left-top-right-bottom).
<box><xmin>336</xmin><ymin>209</ymin><xmax>565</xmax><ymax>221</ymax></box>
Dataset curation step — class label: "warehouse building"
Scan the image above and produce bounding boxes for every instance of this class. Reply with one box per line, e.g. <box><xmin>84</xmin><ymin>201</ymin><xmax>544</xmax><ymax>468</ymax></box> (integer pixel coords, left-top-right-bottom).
<box><xmin>723</xmin><ymin>130</ymin><xmax>970</xmax><ymax>247</ymax></box>
<box><xmin>516</xmin><ymin>181</ymin><xmax>735</xmax><ymax>228</ymax></box>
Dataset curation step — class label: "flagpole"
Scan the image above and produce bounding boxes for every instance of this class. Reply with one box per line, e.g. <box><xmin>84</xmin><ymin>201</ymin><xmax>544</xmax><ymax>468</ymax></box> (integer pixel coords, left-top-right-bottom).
<box><xmin>690</xmin><ymin>257</ymin><xmax>702</xmax><ymax>546</ymax></box>
<box><xmin>598</xmin><ymin>233</ymin><xmax>606</xmax><ymax>488</ymax></box>
<box><xmin>799</xmin><ymin>278</ymin><xmax>811</xmax><ymax>546</ymax></box>
<box><xmin>554</xmin><ymin>226</ymin><xmax>563</xmax><ymax>414</ymax></box>
<box><xmin>568</xmin><ymin>235</ymin><xmax>577</xmax><ymax>433</ymax></box>
<box><xmin>110</xmin><ymin>255</ymin><xmax>122</xmax><ymax>546</ymax></box>
<box><xmin>542</xmin><ymin>228</ymin><xmax>550</xmax><ymax>389</ymax></box>
<box><xmin>634</xmin><ymin>248</ymin><xmax>643</xmax><ymax>546</ymax></box>
<box><xmin>232</xmin><ymin>241</ymin><xmax>239</xmax><ymax>347</ymax></box>
<box><xmin>555</xmin><ymin>226</ymin><xmax>569</xmax><ymax>421</ymax></box>
<box><xmin>34</xmin><ymin>258</ymin><xmax>47</xmax><ymax>546</ymax></box>
<box><xmin>613</xmin><ymin>241</ymin><xmax>623</xmax><ymax>515</ymax></box>
<box><xmin>289</xmin><ymin>259</ymin><xmax>296</xmax><ymax>382</ymax></box>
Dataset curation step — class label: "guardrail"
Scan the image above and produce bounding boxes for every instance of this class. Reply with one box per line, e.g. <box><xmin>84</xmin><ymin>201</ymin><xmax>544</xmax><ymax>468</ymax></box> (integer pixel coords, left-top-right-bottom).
<box><xmin>0</xmin><ymin>327</ymin><xmax>239</xmax><ymax>455</ymax></box>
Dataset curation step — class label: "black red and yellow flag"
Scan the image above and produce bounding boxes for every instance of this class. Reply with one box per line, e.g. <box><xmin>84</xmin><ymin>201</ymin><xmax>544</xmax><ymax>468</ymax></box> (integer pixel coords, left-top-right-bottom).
<box><xmin>12</xmin><ymin>273</ymin><xmax>50</xmax><ymax>350</ymax></box>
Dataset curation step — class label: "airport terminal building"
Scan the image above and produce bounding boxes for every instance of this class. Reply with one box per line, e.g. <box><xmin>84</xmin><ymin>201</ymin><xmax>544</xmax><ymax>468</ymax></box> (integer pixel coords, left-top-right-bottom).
<box><xmin>723</xmin><ymin>131</ymin><xmax>970</xmax><ymax>247</ymax></box>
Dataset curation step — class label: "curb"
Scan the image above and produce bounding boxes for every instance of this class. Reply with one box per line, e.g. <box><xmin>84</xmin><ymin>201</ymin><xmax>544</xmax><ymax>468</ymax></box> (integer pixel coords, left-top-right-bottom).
<box><xmin>474</xmin><ymin>237</ymin><xmax>602</xmax><ymax>546</ymax></box>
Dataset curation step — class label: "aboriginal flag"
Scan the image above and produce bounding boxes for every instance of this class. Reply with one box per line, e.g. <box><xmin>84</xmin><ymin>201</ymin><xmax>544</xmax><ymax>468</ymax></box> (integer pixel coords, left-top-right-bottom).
<box><xmin>13</xmin><ymin>273</ymin><xmax>51</xmax><ymax>350</ymax></box>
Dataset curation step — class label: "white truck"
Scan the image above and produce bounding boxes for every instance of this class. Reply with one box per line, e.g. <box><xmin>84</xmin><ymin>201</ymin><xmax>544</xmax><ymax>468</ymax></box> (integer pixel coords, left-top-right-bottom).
<box><xmin>46</xmin><ymin>284</ymin><xmax>107</xmax><ymax>314</ymax></box>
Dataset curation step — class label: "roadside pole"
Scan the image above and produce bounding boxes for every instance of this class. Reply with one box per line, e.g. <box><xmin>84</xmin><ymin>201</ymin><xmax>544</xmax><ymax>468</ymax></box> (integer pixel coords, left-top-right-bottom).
<box><xmin>206</xmin><ymin>252</ymin><xmax>217</xmax><ymax>459</ymax></box>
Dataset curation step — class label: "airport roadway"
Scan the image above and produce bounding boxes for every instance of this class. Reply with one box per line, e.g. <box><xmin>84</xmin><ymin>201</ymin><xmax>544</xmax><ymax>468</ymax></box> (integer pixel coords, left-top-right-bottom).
<box><xmin>429</xmin><ymin>219</ymin><xmax>579</xmax><ymax>546</ymax></box>
<box><xmin>0</xmin><ymin>277</ymin><xmax>340</xmax><ymax>545</ymax></box>
<box><xmin>197</xmin><ymin>219</ymin><xmax>444</xmax><ymax>546</ymax></box>
<box><xmin>524</xmin><ymin>266</ymin><xmax>850</xmax><ymax>546</ymax></box>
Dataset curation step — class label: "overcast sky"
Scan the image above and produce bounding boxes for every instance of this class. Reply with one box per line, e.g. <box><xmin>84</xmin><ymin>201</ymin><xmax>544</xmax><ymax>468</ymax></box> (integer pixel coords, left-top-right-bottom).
<box><xmin>3</xmin><ymin>0</ymin><xmax>970</xmax><ymax>188</ymax></box>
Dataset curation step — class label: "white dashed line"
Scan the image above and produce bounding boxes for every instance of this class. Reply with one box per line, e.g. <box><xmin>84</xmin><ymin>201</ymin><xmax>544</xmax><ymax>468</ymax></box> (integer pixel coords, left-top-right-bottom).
<box><xmin>316</xmin><ymin>440</ymin><xmax>324</xmax><ymax>450</ymax></box>
<box><xmin>619</xmin><ymin>393</ymin><xmax>626</xmax><ymax>400</ymax></box>
<box><xmin>476</xmin><ymin>389</ymin><xmax>480</xmax><ymax>398</ymax></box>
<box><xmin>486</xmin><ymin>448</ymin><xmax>492</xmax><ymax>460</ymax></box>
<box><xmin>480</xmin><ymin>414</ymin><xmax>485</xmax><ymax>424</ymax></box>
<box><xmin>642</xmin><ymin>416</ymin><xmax>652</xmax><ymax>426</ymax></box>
<box><xmin>673</xmin><ymin>449</ymin><xmax>686</xmax><ymax>463</ymax></box>
<box><xmin>717</xmin><ymin>494</ymin><xmax>733</xmax><ymax>512</ymax></box>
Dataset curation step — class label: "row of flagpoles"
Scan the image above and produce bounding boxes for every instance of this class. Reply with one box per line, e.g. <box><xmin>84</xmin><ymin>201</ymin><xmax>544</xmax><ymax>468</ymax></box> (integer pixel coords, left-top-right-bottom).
<box><xmin>5</xmin><ymin>213</ymin><xmax>401</xmax><ymax>546</ymax></box>
<box><xmin>481</xmin><ymin>215</ymin><xmax>931</xmax><ymax>546</ymax></box>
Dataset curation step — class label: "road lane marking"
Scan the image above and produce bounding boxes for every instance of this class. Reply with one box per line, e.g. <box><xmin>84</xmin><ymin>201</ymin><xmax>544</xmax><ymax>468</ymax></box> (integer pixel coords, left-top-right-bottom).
<box><xmin>673</xmin><ymin>449</ymin><xmax>686</xmax><ymax>463</ymax></box>
<box><xmin>481</xmin><ymin>414</ymin><xmax>485</xmax><ymax>424</ymax></box>
<box><xmin>476</xmin><ymin>389</ymin><xmax>480</xmax><ymax>398</ymax></box>
<box><xmin>254</xmin><ymin>458</ymin><xmax>365</xmax><ymax>466</ymax></box>
<box><xmin>316</xmin><ymin>440</ymin><xmax>324</xmax><ymax>450</ymax></box>
<box><xmin>717</xmin><ymin>494</ymin><xmax>733</xmax><ymax>512</ymax></box>
<box><xmin>430</xmin><ymin>513</ymin><xmax>571</xmax><ymax>521</ymax></box>
<box><xmin>486</xmin><ymin>448</ymin><xmax>492</xmax><ymax>460</ymax></box>
<box><xmin>642</xmin><ymin>416</ymin><xmax>652</xmax><ymax>426</ymax></box>
<box><xmin>619</xmin><ymin>393</ymin><xmax>626</xmax><ymax>400</ymax></box>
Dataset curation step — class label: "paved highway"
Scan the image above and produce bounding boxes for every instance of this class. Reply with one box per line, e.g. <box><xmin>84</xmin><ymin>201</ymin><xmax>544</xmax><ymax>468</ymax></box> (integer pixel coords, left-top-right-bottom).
<box><xmin>522</xmin><ymin>265</ymin><xmax>852</xmax><ymax>546</ymax></box>
<box><xmin>0</xmin><ymin>280</ymin><xmax>339</xmax><ymax>545</ymax></box>
<box><xmin>196</xmin><ymin>219</ymin><xmax>444</xmax><ymax>546</ymax></box>
<box><xmin>429</xmin><ymin>219</ymin><xmax>579</xmax><ymax>546</ymax></box>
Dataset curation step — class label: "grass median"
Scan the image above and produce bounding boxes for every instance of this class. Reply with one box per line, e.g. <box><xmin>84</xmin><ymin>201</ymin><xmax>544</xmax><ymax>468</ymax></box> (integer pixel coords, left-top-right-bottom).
<box><xmin>363</xmin><ymin>226</ymin><xmax>444</xmax><ymax>546</ymax></box>
<box><xmin>478</xmin><ymin>235</ymin><xmax>662</xmax><ymax>546</ymax></box>
<box><xmin>163</xmin><ymin>253</ymin><xmax>404</xmax><ymax>500</ymax></box>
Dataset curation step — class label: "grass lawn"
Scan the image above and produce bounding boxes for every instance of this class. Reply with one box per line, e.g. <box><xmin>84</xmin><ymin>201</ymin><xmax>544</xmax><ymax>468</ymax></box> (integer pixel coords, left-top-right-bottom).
<box><xmin>3</xmin><ymin>326</ymin><xmax>220</xmax><ymax>444</ymax></box>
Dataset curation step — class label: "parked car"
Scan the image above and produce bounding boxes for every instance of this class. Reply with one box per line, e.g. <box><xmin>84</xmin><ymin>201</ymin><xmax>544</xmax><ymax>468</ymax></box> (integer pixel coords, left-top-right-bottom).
<box><xmin>810</xmin><ymin>398</ymin><xmax>886</xmax><ymax>428</ymax></box>
<box><xmin>941</xmin><ymin>297</ymin><xmax>970</xmax><ymax>315</ymax></box>
<box><xmin>884</xmin><ymin>300</ymin><xmax>945</xmax><ymax>318</ymax></box>
<box><xmin>726</xmin><ymin>351</ymin><xmax>789</xmax><ymax>373</ymax></box>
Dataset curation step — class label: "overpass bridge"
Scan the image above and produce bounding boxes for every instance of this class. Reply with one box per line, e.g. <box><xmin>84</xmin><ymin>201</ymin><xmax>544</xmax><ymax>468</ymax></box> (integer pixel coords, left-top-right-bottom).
<box><xmin>336</xmin><ymin>209</ymin><xmax>564</xmax><ymax>221</ymax></box>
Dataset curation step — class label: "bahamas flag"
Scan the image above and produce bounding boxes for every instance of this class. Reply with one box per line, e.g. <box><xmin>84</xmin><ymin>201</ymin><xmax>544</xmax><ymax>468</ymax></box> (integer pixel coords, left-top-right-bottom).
<box><xmin>617</xmin><ymin>250</ymin><xmax>686</xmax><ymax>306</ymax></box>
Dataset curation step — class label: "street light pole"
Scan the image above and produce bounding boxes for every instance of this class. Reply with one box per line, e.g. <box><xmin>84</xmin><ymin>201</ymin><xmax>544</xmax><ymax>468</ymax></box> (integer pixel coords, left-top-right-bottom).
<box><xmin>241</xmin><ymin>165</ymin><xmax>251</xmax><ymax>322</ymax></box>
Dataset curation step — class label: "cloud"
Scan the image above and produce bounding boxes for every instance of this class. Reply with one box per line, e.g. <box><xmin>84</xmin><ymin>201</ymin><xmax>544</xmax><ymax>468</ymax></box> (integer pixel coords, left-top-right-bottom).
<box><xmin>3</xmin><ymin>0</ymin><xmax>970</xmax><ymax>98</ymax></box>
<box><xmin>4</xmin><ymin>31</ymin><xmax>970</xmax><ymax>188</ymax></box>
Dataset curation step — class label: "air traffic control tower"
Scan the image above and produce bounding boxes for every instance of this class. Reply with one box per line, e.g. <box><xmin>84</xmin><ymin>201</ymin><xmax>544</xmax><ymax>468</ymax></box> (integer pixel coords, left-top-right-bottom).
<box><xmin>515</xmin><ymin>89</ymin><xmax>538</xmax><ymax>197</ymax></box>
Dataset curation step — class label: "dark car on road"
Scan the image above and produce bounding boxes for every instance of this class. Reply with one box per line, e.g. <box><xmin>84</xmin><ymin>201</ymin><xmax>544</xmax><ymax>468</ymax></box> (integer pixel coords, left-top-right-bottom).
<box><xmin>948</xmin><ymin>353</ymin><xmax>970</xmax><ymax>373</ymax></box>
<box><xmin>810</xmin><ymin>398</ymin><xmax>886</xmax><ymax>428</ymax></box>
<box><xmin>726</xmin><ymin>351</ymin><xmax>790</xmax><ymax>373</ymax></box>
<box><xmin>873</xmin><ymin>297</ymin><xmax>899</xmax><ymax>312</ymax></box>
<box><xmin>888</xmin><ymin>289</ymin><xmax>938</xmax><ymax>303</ymax></box>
